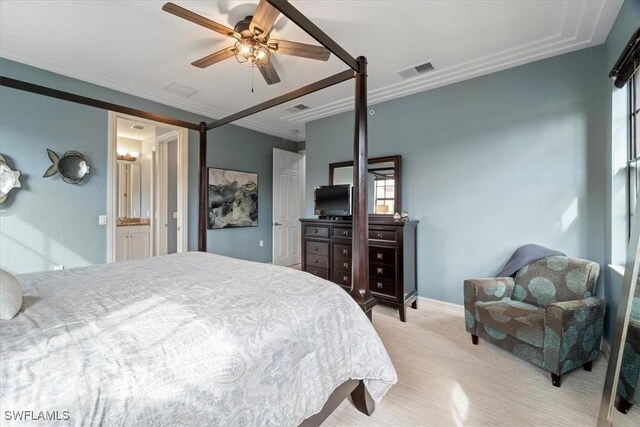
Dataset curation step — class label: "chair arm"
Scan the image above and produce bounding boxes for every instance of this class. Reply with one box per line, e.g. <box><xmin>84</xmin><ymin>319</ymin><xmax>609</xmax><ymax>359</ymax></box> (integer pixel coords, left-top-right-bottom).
<box><xmin>463</xmin><ymin>278</ymin><xmax>515</xmax><ymax>334</ymax></box>
<box><xmin>543</xmin><ymin>297</ymin><xmax>606</xmax><ymax>375</ymax></box>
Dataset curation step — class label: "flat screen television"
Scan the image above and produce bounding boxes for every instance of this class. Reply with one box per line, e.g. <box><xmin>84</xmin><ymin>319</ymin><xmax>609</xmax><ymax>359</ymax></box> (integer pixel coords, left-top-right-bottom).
<box><xmin>314</xmin><ymin>184</ymin><xmax>352</xmax><ymax>217</ymax></box>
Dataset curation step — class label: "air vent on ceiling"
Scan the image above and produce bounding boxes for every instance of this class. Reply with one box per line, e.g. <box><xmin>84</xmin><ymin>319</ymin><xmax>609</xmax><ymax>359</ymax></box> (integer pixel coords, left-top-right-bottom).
<box><xmin>285</xmin><ymin>103</ymin><xmax>310</xmax><ymax>114</ymax></box>
<box><xmin>164</xmin><ymin>82</ymin><xmax>198</xmax><ymax>98</ymax></box>
<box><xmin>131</xmin><ymin>124</ymin><xmax>145</xmax><ymax>130</ymax></box>
<box><xmin>397</xmin><ymin>62</ymin><xmax>435</xmax><ymax>79</ymax></box>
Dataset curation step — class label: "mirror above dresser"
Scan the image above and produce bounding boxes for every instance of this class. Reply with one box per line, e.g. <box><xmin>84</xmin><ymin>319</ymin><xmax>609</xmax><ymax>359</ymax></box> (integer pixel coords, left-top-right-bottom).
<box><xmin>329</xmin><ymin>155</ymin><xmax>401</xmax><ymax>217</ymax></box>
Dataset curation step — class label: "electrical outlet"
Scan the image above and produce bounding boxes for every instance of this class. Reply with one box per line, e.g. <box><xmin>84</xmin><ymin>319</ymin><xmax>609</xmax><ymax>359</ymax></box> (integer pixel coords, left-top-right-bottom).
<box><xmin>53</xmin><ymin>265</ymin><xmax>64</xmax><ymax>271</ymax></box>
<box><xmin>259</xmin><ymin>240</ymin><xmax>264</xmax><ymax>247</ymax></box>
<box><xmin>98</xmin><ymin>215</ymin><xmax>107</xmax><ymax>225</ymax></box>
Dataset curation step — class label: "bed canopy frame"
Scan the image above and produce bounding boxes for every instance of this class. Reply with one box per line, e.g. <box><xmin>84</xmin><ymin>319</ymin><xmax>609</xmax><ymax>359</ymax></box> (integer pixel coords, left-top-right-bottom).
<box><xmin>0</xmin><ymin>0</ymin><xmax>375</xmax><ymax>319</ymax></box>
<box><xmin>0</xmin><ymin>2</ymin><xmax>380</xmax><ymax>418</ymax></box>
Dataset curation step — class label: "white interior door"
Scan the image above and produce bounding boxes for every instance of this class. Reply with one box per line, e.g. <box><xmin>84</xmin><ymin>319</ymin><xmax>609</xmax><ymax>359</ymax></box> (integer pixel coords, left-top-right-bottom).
<box><xmin>273</xmin><ymin>148</ymin><xmax>304</xmax><ymax>266</ymax></box>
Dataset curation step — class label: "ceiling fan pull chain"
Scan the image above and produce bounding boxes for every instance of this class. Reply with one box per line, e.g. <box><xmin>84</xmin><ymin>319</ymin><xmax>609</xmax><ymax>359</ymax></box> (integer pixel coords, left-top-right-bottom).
<box><xmin>251</xmin><ymin>67</ymin><xmax>255</xmax><ymax>93</ymax></box>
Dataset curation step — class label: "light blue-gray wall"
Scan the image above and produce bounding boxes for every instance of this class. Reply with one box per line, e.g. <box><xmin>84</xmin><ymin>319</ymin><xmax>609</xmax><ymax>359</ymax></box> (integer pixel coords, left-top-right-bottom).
<box><xmin>204</xmin><ymin>125</ymin><xmax>301</xmax><ymax>262</ymax></box>
<box><xmin>305</xmin><ymin>46</ymin><xmax>607</xmax><ymax>307</ymax></box>
<box><xmin>603</xmin><ymin>0</ymin><xmax>640</xmax><ymax>339</ymax></box>
<box><xmin>0</xmin><ymin>58</ymin><xmax>297</xmax><ymax>273</ymax></box>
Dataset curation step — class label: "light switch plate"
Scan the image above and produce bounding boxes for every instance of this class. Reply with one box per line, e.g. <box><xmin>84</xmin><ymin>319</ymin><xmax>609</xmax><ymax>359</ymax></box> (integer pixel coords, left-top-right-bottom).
<box><xmin>98</xmin><ymin>215</ymin><xmax>107</xmax><ymax>225</ymax></box>
<box><xmin>259</xmin><ymin>240</ymin><xmax>264</xmax><ymax>247</ymax></box>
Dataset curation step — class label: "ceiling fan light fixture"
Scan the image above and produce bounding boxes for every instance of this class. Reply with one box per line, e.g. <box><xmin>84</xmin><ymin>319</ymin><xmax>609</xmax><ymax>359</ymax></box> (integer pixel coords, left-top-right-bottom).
<box><xmin>234</xmin><ymin>40</ymin><xmax>270</xmax><ymax>67</ymax></box>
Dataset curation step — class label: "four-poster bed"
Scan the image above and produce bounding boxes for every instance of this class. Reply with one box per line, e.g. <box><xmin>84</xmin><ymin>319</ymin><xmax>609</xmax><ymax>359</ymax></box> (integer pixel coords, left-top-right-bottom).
<box><xmin>0</xmin><ymin>0</ymin><xmax>390</xmax><ymax>424</ymax></box>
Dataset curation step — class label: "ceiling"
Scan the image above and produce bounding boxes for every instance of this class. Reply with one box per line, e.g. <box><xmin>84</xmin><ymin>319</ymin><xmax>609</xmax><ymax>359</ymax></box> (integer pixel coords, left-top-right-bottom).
<box><xmin>117</xmin><ymin>118</ymin><xmax>157</xmax><ymax>140</ymax></box>
<box><xmin>0</xmin><ymin>1</ymin><xmax>623</xmax><ymax>141</ymax></box>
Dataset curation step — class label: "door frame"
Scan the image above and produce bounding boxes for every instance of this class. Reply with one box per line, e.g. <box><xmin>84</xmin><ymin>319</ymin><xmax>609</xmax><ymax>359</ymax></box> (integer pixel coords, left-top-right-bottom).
<box><xmin>107</xmin><ymin>112</ymin><xmax>189</xmax><ymax>262</ymax></box>
<box><xmin>156</xmin><ymin>130</ymin><xmax>181</xmax><ymax>256</ymax></box>
<box><xmin>272</xmin><ymin>147</ymin><xmax>305</xmax><ymax>265</ymax></box>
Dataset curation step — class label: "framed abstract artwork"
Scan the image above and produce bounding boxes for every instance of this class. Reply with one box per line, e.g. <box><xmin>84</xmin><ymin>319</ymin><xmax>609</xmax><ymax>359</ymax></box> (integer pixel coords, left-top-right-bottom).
<box><xmin>208</xmin><ymin>168</ymin><xmax>258</xmax><ymax>229</ymax></box>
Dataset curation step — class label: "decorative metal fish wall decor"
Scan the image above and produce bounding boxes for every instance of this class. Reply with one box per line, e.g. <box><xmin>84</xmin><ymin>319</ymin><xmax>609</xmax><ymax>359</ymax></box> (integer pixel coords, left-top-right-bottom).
<box><xmin>43</xmin><ymin>149</ymin><xmax>90</xmax><ymax>184</ymax></box>
<box><xmin>0</xmin><ymin>154</ymin><xmax>21</xmax><ymax>204</ymax></box>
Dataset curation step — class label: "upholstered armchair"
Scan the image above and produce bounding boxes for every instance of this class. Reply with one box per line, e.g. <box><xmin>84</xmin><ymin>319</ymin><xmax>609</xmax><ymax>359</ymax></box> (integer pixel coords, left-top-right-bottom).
<box><xmin>464</xmin><ymin>256</ymin><xmax>604</xmax><ymax>387</ymax></box>
<box><xmin>615</xmin><ymin>280</ymin><xmax>640</xmax><ymax>414</ymax></box>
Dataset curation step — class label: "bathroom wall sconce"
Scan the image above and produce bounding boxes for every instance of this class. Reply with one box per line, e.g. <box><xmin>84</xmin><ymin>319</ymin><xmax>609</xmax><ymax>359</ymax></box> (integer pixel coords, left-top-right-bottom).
<box><xmin>116</xmin><ymin>150</ymin><xmax>139</xmax><ymax>162</ymax></box>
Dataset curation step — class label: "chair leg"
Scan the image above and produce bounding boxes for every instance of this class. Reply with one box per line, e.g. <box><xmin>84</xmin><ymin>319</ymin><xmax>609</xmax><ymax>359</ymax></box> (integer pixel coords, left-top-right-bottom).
<box><xmin>471</xmin><ymin>334</ymin><xmax>478</xmax><ymax>345</ymax></box>
<box><xmin>615</xmin><ymin>394</ymin><xmax>634</xmax><ymax>414</ymax></box>
<box><xmin>551</xmin><ymin>373</ymin><xmax>561</xmax><ymax>387</ymax></box>
<box><xmin>583</xmin><ymin>361</ymin><xmax>592</xmax><ymax>372</ymax></box>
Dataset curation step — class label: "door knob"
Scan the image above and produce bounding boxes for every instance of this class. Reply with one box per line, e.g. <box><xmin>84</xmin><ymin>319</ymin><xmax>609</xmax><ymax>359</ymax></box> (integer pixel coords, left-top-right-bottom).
<box><xmin>274</xmin><ymin>222</ymin><xmax>282</xmax><ymax>226</ymax></box>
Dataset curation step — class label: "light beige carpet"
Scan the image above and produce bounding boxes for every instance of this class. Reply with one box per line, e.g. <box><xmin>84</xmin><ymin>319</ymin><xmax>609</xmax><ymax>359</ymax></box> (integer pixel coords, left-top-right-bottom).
<box><xmin>324</xmin><ymin>299</ymin><xmax>639</xmax><ymax>427</ymax></box>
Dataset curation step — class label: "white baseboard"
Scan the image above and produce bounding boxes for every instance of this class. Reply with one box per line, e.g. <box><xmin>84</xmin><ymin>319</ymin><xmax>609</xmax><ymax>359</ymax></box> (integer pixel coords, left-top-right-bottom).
<box><xmin>418</xmin><ymin>296</ymin><xmax>465</xmax><ymax>317</ymax></box>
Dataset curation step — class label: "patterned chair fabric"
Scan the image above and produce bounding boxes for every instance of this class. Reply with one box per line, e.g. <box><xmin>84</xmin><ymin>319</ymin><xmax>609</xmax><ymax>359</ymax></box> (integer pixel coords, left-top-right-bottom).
<box><xmin>616</xmin><ymin>278</ymin><xmax>640</xmax><ymax>410</ymax></box>
<box><xmin>464</xmin><ymin>256</ymin><xmax>604</xmax><ymax>381</ymax></box>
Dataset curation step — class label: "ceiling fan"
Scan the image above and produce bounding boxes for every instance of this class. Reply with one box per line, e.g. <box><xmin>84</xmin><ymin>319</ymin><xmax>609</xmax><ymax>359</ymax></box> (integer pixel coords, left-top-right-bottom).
<box><xmin>162</xmin><ymin>1</ymin><xmax>331</xmax><ymax>85</ymax></box>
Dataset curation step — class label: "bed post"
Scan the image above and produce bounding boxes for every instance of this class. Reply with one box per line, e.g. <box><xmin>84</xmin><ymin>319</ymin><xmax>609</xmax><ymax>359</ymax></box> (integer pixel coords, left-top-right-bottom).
<box><xmin>350</xmin><ymin>56</ymin><xmax>376</xmax><ymax>320</ymax></box>
<box><xmin>198</xmin><ymin>122</ymin><xmax>207</xmax><ymax>252</ymax></box>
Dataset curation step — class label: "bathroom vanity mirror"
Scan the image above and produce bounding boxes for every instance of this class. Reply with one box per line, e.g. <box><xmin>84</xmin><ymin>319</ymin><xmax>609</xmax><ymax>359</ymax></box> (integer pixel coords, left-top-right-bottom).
<box><xmin>329</xmin><ymin>155</ymin><xmax>401</xmax><ymax>216</ymax></box>
<box><xmin>117</xmin><ymin>162</ymin><xmax>142</xmax><ymax>218</ymax></box>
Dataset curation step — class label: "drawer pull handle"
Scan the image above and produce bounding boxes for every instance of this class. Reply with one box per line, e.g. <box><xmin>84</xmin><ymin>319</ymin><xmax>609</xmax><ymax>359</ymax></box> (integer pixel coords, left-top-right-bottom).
<box><xmin>376</xmin><ymin>253</ymin><xmax>383</xmax><ymax>259</ymax></box>
<box><xmin>343</xmin><ymin>275</ymin><xmax>349</xmax><ymax>282</ymax></box>
<box><xmin>343</xmin><ymin>262</ymin><xmax>349</xmax><ymax>268</ymax></box>
<box><xmin>314</xmin><ymin>259</ymin><xmax>319</xmax><ymax>264</ymax></box>
<box><xmin>314</xmin><ymin>246</ymin><xmax>318</xmax><ymax>251</ymax></box>
<box><xmin>377</xmin><ymin>267</ymin><xmax>383</xmax><ymax>274</ymax></box>
<box><xmin>314</xmin><ymin>229</ymin><xmax>318</xmax><ymax>234</ymax></box>
<box><xmin>377</xmin><ymin>282</ymin><xmax>383</xmax><ymax>289</ymax></box>
<box><xmin>343</xmin><ymin>231</ymin><xmax>348</xmax><ymax>236</ymax></box>
<box><xmin>377</xmin><ymin>233</ymin><xmax>383</xmax><ymax>238</ymax></box>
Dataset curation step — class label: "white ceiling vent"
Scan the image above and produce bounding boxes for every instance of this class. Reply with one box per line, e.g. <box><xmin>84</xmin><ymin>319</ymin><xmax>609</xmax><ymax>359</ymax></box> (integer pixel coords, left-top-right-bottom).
<box><xmin>131</xmin><ymin>124</ymin><xmax>145</xmax><ymax>130</ymax></box>
<box><xmin>397</xmin><ymin>62</ymin><xmax>435</xmax><ymax>79</ymax></box>
<box><xmin>285</xmin><ymin>103</ymin><xmax>310</xmax><ymax>114</ymax></box>
<box><xmin>164</xmin><ymin>82</ymin><xmax>198</xmax><ymax>98</ymax></box>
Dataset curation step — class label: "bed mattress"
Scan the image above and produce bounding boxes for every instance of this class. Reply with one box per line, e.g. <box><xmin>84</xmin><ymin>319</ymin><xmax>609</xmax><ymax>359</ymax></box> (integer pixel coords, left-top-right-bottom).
<box><xmin>0</xmin><ymin>252</ymin><xmax>396</xmax><ymax>426</ymax></box>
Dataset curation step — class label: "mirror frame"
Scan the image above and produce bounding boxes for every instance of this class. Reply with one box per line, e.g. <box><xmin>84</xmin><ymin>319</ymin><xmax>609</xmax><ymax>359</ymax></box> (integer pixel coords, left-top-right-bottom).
<box><xmin>598</xmin><ymin>195</ymin><xmax>640</xmax><ymax>426</ymax></box>
<box><xmin>328</xmin><ymin>155</ymin><xmax>401</xmax><ymax>217</ymax></box>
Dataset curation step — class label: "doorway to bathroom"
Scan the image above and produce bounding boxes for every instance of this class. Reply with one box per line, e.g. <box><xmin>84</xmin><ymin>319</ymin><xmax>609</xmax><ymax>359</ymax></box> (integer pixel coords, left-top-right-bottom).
<box><xmin>106</xmin><ymin>112</ymin><xmax>188</xmax><ymax>263</ymax></box>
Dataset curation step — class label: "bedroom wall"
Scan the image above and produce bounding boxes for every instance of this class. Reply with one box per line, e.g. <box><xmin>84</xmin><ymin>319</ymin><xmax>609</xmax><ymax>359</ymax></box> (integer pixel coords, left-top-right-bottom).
<box><xmin>305</xmin><ymin>46</ymin><xmax>607</xmax><ymax>307</ymax></box>
<box><xmin>0</xmin><ymin>58</ymin><xmax>297</xmax><ymax>274</ymax></box>
<box><xmin>602</xmin><ymin>0</ymin><xmax>640</xmax><ymax>339</ymax></box>
<box><xmin>205</xmin><ymin>126</ymin><xmax>298</xmax><ymax>262</ymax></box>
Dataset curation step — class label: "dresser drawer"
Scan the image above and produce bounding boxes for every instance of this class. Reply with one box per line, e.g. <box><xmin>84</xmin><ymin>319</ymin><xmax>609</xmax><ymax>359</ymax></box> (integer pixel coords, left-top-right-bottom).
<box><xmin>369</xmin><ymin>247</ymin><xmax>397</xmax><ymax>266</ymax></box>
<box><xmin>369</xmin><ymin>229</ymin><xmax>398</xmax><ymax>243</ymax></box>
<box><xmin>306</xmin><ymin>254</ymin><xmax>328</xmax><ymax>269</ymax></box>
<box><xmin>305</xmin><ymin>225</ymin><xmax>329</xmax><ymax>238</ymax></box>
<box><xmin>369</xmin><ymin>263</ymin><xmax>396</xmax><ymax>280</ymax></box>
<box><xmin>370</xmin><ymin>278</ymin><xmax>396</xmax><ymax>297</ymax></box>
<box><xmin>306</xmin><ymin>267</ymin><xmax>328</xmax><ymax>280</ymax></box>
<box><xmin>333</xmin><ymin>243</ymin><xmax>352</xmax><ymax>259</ymax></box>
<box><xmin>334</xmin><ymin>258</ymin><xmax>352</xmax><ymax>273</ymax></box>
<box><xmin>332</xmin><ymin>270</ymin><xmax>352</xmax><ymax>287</ymax></box>
<box><xmin>306</xmin><ymin>241</ymin><xmax>329</xmax><ymax>256</ymax></box>
<box><xmin>332</xmin><ymin>227</ymin><xmax>352</xmax><ymax>239</ymax></box>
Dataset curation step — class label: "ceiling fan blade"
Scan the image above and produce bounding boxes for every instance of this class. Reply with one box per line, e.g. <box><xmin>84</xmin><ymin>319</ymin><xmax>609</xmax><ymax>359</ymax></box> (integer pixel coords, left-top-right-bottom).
<box><xmin>259</xmin><ymin>61</ymin><xmax>281</xmax><ymax>85</ymax></box>
<box><xmin>163</xmin><ymin>2</ymin><xmax>237</xmax><ymax>38</ymax></box>
<box><xmin>191</xmin><ymin>46</ymin><xmax>236</xmax><ymax>68</ymax></box>
<box><xmin>250</xmin><ymin>0</ymin><xmax>280</xmax><ymax>38</ymax></box>
<box><xmin>269</xmin><ymin>39</ymin><xmax>331</xmax><ymax>61</ymax></box>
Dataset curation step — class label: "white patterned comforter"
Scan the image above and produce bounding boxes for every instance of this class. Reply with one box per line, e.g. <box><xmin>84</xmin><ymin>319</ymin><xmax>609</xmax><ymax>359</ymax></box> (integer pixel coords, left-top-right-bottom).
<box><xmin>1</xmin><ymin>252</ymin><xmax>397</xmax><ymax>426</ymax></box>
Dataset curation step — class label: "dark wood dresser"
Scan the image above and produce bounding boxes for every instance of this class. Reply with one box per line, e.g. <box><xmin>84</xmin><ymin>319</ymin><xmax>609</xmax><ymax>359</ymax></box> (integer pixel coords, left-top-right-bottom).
<box><xmin>300</xmin><ymin>218</ymin><xmax>418</xmax><ymax>321</ymax></box>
